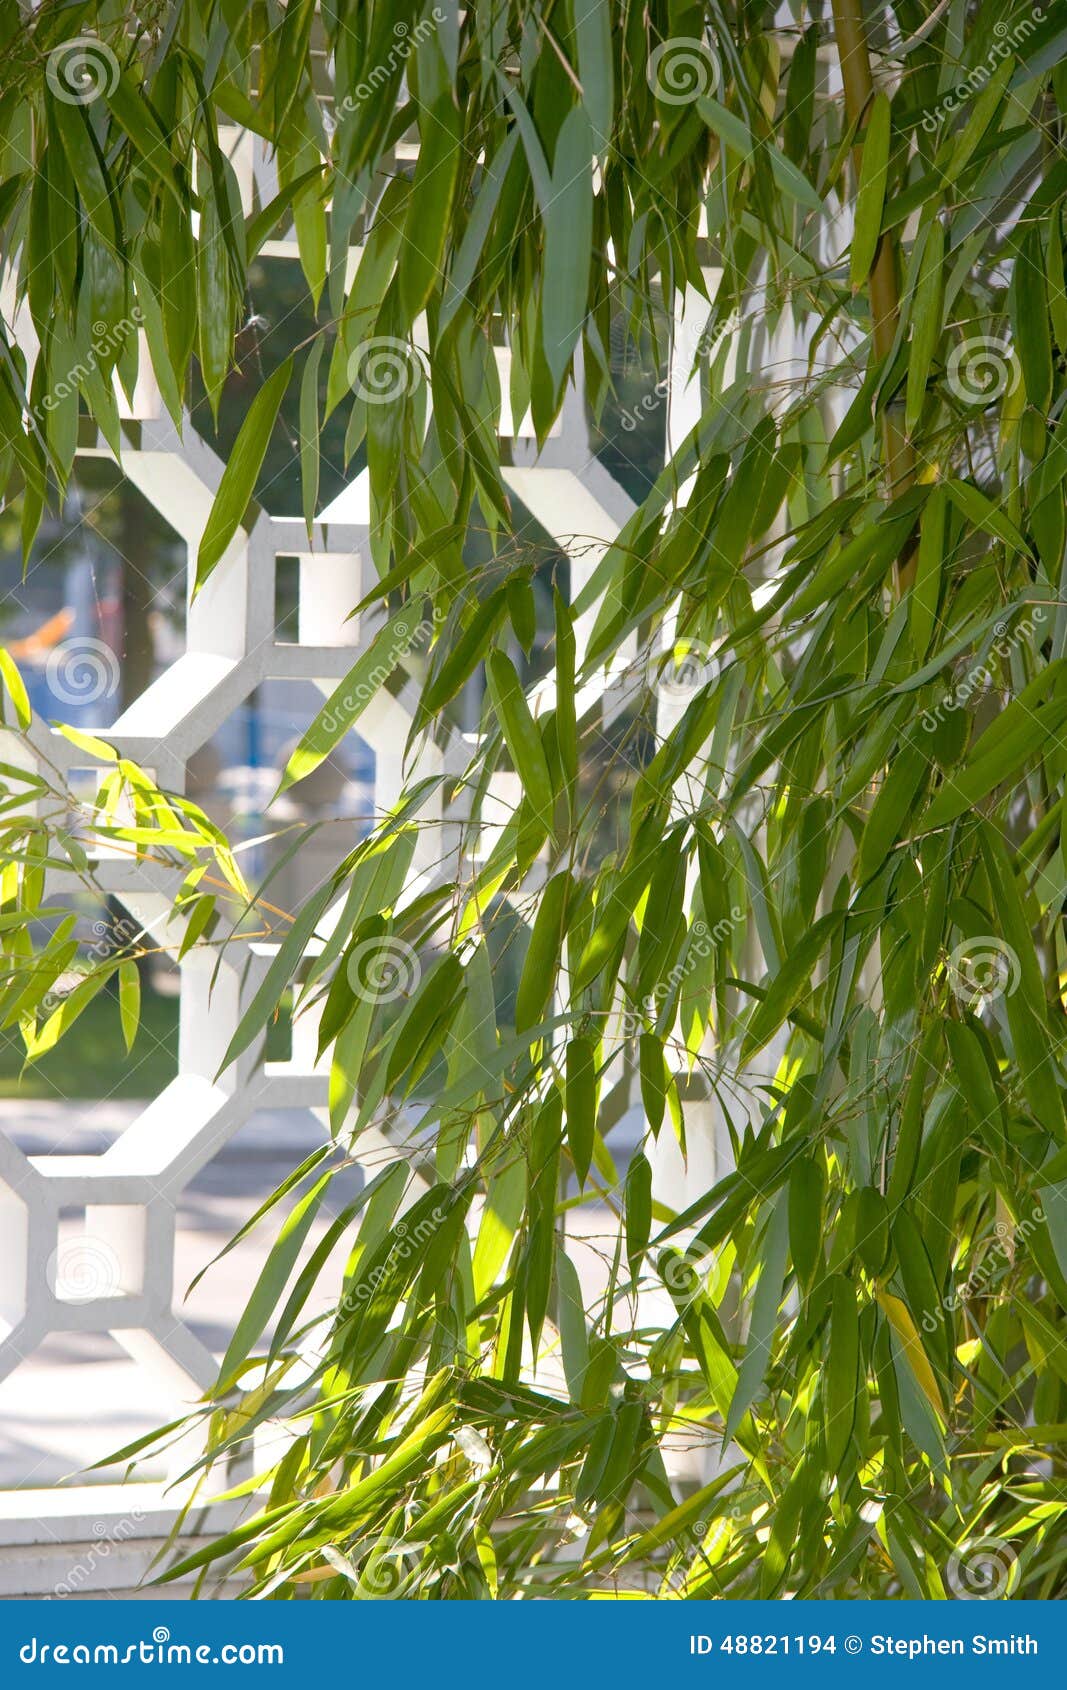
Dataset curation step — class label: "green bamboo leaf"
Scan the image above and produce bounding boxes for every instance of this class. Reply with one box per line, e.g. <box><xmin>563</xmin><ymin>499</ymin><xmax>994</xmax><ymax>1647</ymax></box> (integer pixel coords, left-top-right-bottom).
<box><xmin>51</xmin><ymin>98</ymin><xmax>117</xmax><ymax>244</ymax></box>
<box><xmin>485</xmin><ymin>650</ymin><xmax>555</xmax><ymax>825</ymax></box>
<box><xmin>280</xmin><ymin>605</ymin><xmax>428</xmax><ymax>794</ymax></box>
<box><xmin>596</xmin><ymin>1399</ymin><xmax>644</xmax><ymax>1504</ymax></box>
<box><xmin>857</xmin><ymin>741</ymin><xmax>928</xmax><ymax>882</ymax></box>
<box><xmin>299</xmin><ymin>336</ymin><xmax>325</xmax><ymax>537</ymax></box>
<box><xmin>216</xmin><ymin>1170</ymin><xmax>333</xmax><ymax>1392</ymax></box>
<box><xmin>943</xmin><ymin>55</ymin><xmax>1013</xmax><ymax>183</ymax></box>
<box><xmin>886</xmin><ymin>1029</ymin><xmax>938</xmax><ymax>1208</ymax></box>
<box><xmin>118</xmin><ymin>959</ymin><xmax>140</xmax><ymax>1054</ymax></box>
<box><xmin>195</xmin><ymin>357</ymin><xmax>292</xmax><ymax>592</ymax></box>
<box><xmin>0</xmin><ymin>650</ymin><xmax>31</xmax><ymax>728</ymax></box>
<box><xmin>824</xmin><ymin>1275</ymin><xmax>860</xmax><ymax>1470</ymax></box>
<box><xmin>741</xmin><ymin>911</ymin><xmax>843</xmax><ymax>1059</ymax></box>
<box><xmin>943</xmin><ymin>477</ymin><xmax>1029</xmax><ymax>557</ymax></box>
<box><xmin>979</xmin><ymin>825</ymin><xmax>1067</xmax><ymax>1143</ymax></box>
<box><xmin>515</xmin><ymin>870</ymin><xmax>571</xmax><ymax>1033</ymax></box>
<box><xmin>554</xmin><ymin>588</ymin><xmax>578</xmax><ymax>800</ymax></box>
<box><xmin>625</xmin><ymin>1151</ymin><xmax>652</xmax><ymax>1278</ymax></box>
<box><xmin>245</xmin><ymin>166</ymin><xmax>327</xmax><ymax>259</ymax></box>
<box><xmin>909</xmin><ymin>483</ymin><xmax>944</xmax><ymax>659</ymax></box>
<box><xmin>399</xmin><ymin>94</ymin><xmax>462</xmax><ymax>320</ymax></box>
<box><xmin>856</xmin><ymin>1187</ymin><xmax>889</xmax><ymax>1277</ymax></box>
<box><xmin>1011</xmin><ymin>226</ymin><xmax>1053</xmax><ymax>412</ymax></box>
<box><xmin>1047</xmin><ymin>204</ymin><xmax>1067</xmax><ymax>352</ymax></box>
<box><xmin>499</xmin><ymin>80</ymin><xmax>552</xmax><ymax>212</ymax></box>
<box><xmin>850</xmin><ymin>93</ymin><xmax>891</xmax><ymax>291</ymax></box>
<box><xmin>921</xmin><ymin>692</ymin><xmax>1067</xmax><ymax>831</ymax></box>
<box><xmin>575</xmin><ymin>0</ymin><xmax>614</xmax><ymax>155</ymax></box>
<box><xmin>105</xmin><ymin>72</ymin><xmax>183</xmax><ymax>203</ymax></box>
<box><xmin>420</xmin><ymin>588</ymin><xmax>507</xmax><ymax>723</ymax></box>
<box><xmin>196</xmin><ymin>167</ymin><xmax>233</xmax><ymax>420</ymax></box>
<box><xmin>905</xmin><ymin>220</ymin><xmax>945</xmax><ymax>433</ymax></box>
<box><xmin>542</xmin><ymin>104</ymin><xmax>593</xmax><ymax>387</ymax></box>
<box><xmin>220</xmin><ymin>881</ymin><xmax>335</xmax><ymax>1073</ymax></box>
<box><xmin>177</xmin><ymin>893</ymin><xmax>217</xmax><ymax>960</ymax></box>
<box><xmin>945</xmin><ymin>1019</ymin><xmax>1005</xmax><ymax>1156</ymax></box>
<box><xmin>441</xmin><ymin>129</ymin><xmax>519</xmax><ymax>327</ymax></box>
<box><xmin>565</xmin><ymin>1035</ymin><xmax>597</xmax><ymax>1187</ymax></box>
<box><xmin>556</xmin><ymin>1244</ymin><xmax>589</xmax><ymax>1401</ymax></box>
<box><xmin>472</xmin><ymin>1152</ymin><xmax>527</xmax><ymax>1298</ymax></box>
<box><xmin>697</xmin><ymin>96</ymin><xmax>823</xmax><ymax>212</ymax></box>
<box><xmin>726</xmin><ymin>1189</ymin><xmax>790</xmax><ymax>1440</ymax></box>
<box><xmin>639</xmin><ymin>1031</ymin><xmax>668</xmax><ymax>1136</ymax></box>
<box><xmin>788</xmin><ymin>1154</ymin><xmax>825</xmax><ymax>1288</ymax></box>
<box><xmin>892</xmin><ymin>1208</ymin><xmax>951</xmax><ymax>1383</ymax></box>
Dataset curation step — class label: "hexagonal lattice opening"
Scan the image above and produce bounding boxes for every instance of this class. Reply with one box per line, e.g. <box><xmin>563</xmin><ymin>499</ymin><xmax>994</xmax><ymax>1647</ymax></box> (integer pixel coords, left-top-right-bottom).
<box><xmin>2</xmin><ymin>460</ymin><xmax>185</xmax><ymax>735</ymax></box>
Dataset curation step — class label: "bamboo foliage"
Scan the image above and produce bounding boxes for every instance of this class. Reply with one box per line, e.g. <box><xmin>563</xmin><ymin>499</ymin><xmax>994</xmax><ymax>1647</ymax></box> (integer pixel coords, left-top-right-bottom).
<box><xmin>3</xmin><ymin>0</ymin><xmax>1067</xmax><ymax>1597</ymax></box>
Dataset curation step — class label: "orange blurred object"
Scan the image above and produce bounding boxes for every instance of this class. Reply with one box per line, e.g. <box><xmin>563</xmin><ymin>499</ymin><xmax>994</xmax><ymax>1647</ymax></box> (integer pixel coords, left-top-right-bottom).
<box><xmin>6</xmin><ymin>606</ymin><xmax>74</xmax><ymax>659</ymax></box>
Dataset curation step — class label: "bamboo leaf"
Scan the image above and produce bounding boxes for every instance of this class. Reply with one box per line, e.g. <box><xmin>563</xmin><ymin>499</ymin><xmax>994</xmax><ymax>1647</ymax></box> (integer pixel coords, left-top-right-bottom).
<box><xmin>195</xmin><ymin>357</ymin><xmax>292</xmax><ymax>592</ymax></box>
<box><xmin>542</xmin><ymin>104</ymin><xmax>593</xmax><ymax>388</ymax></box>
<box><xmin>850</xmin><ymin>93</ymin><xmax>891</xmax><ymax>291</ymax></box>
<box><xmin>118</xmin><ymin>959</ymin><xmax>140</xmax><ymax>1054</ymax></box>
